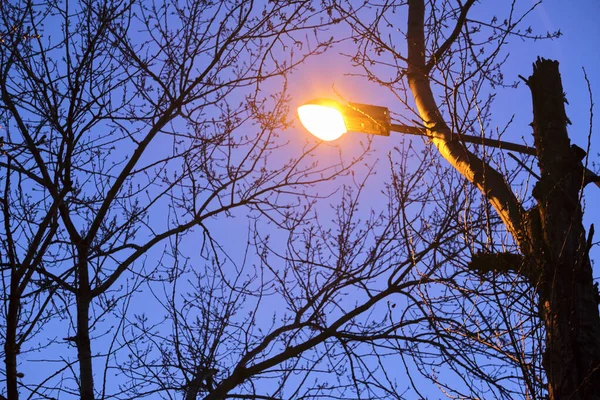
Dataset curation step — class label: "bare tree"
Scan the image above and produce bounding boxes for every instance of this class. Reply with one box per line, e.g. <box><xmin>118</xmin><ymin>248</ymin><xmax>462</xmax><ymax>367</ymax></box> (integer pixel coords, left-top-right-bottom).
<box><xmin>114</xmin><ymin>141</ymin><xmax>484</xmax><ymax>399</ymax></box>
<box><xmin>328</xmin><ymin>0</ymin><xmax>600</xmax><ymax>398</ymax></box>
<box><xmin>0</xmin><ymin>0</ymin><xmax>355</xmax><ymax>398</ymax></box>
<box><xmin>2</xmin><ymin>1</ymin><xmax>481</xmax><ymax>399</ymax></box>
<box><xmin>3</xmin><ymin>0</ymin><xmax>599</xmax><ymax>399</ymax></box>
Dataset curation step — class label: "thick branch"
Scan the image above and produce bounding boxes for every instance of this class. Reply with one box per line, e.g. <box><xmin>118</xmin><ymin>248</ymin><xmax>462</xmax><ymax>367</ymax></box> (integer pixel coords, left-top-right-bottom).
<box><xmin>406</xmin><ymin>0</ymin><xmax>525</xmax><ymax>245</ymax></box>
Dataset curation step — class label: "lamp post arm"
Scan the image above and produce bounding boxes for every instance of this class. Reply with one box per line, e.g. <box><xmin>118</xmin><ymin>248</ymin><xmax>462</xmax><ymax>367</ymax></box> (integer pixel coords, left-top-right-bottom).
<box><xmin>390</xmin><ymin>123</ymin><xmax>599</xmax><ymax>188</ymax></box>
<box><xmin>390</xmin><ymin>123</ymin><xmax>536</xmax><ymax>156</ymax></box>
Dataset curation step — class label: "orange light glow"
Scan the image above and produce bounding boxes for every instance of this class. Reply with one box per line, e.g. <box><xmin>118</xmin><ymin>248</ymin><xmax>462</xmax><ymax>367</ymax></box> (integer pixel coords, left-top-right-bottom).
<box><xmin>297</xmin><ymin>104</ymin><xmax>347</xmax><ymax>141</ymax></box>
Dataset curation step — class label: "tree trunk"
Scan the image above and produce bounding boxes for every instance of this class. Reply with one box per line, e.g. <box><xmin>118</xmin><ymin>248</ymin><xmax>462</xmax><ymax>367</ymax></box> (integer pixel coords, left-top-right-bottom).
<box><xmin>5</xmin><ymin>278</ymin><xmax>20</xmax><ymax>400</ymax></box>
<box><xmin>76</xmin><ymin>253</ymin><xmax>95</xmax><ymax>400</ymax></box>
<box><xmin>525</xmin><ymin>58</ymin><xmax>600</xmax><ymax>400</ymax></box>
<box><xmin>77</xmin><ymin>296</ymin><xmax>94</xmax><ymax>400</ymax></box>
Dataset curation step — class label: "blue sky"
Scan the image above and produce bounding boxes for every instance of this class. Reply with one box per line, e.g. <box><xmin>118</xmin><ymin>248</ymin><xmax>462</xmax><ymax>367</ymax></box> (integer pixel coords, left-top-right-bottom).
<box><xmin>4</xmin><ymin>0</ymin><xmax>600</xmax><ymax>398</ymax></box>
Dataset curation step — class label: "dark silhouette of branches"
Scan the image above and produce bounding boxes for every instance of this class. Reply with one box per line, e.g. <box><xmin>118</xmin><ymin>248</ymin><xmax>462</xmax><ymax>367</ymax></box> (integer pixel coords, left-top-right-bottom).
<box><xmin>0</xmin><ymin>1</ymin><xmax>358</xmax><ymax>398</ymax></box>
<box><xmin>2</xmin><ymin>1</ymin><xmax>597</xmax><ymax>400</ymax></box>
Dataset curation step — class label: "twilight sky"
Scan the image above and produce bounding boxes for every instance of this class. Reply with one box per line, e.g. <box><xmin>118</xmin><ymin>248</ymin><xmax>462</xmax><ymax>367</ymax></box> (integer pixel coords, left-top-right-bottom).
<box><xmin>6</xmin><ymin>1</ymin><xmax>600</xmax><ymax>398</ymax></box>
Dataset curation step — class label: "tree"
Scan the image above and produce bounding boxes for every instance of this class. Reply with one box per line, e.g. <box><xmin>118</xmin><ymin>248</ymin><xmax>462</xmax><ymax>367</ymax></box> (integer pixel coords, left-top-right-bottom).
<box><xmin>330</xmin><ymin>0</ymin><xmax>600</xmax><ymax>398</ymax></box>
<box><xmin>0</xmin><ymin>1</ymin><xmax>481</xmax><ymax>399</ymax></box>
<box><xmin>0</xmin><ymin>0</ymin><xmax>368</xmax><ymax>398</ymax></box>
<box><xmin>2</xmin><ymin>1</ymin><xmax>599</xmax><ymax>400</ymax></box>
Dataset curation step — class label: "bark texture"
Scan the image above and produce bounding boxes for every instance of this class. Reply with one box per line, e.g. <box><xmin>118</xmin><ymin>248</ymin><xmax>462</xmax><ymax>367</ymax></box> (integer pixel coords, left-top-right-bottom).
<box><xmin>524</xmin><ymin>58</ymin><xmax>600</xmax><ymax>400</ymax></box>
<box><xmin>406</xmin><ymin>0</ymin><xmax>525</xmax><ymax>244</ymax></box>
<box><xmin>5</xmin><ymin>281</ymin><xmax>19</xmax><ymax>400</ymax></box>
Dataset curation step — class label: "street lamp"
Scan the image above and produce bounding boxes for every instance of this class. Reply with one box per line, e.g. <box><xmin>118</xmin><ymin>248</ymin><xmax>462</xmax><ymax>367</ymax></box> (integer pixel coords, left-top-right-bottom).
<box><xmin>297</xmin><ymin>98</ymin><xmax>536</xmax><ymax>156</ymax></box>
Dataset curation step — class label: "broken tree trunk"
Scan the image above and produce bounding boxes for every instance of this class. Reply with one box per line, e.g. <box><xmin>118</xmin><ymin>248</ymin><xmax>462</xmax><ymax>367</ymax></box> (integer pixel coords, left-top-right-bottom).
<box><xmin>524</xmin><ymin>57</ymin><xmax>600</xmax><ymax>400</ymax></box>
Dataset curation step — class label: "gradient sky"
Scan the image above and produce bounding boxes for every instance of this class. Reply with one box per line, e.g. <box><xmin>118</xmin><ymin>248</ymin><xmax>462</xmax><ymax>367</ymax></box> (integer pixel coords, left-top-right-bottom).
<box><xmin>6</xmin><ymin>0</ymin><xmax>600</xmax><ymax>398</ymax></box>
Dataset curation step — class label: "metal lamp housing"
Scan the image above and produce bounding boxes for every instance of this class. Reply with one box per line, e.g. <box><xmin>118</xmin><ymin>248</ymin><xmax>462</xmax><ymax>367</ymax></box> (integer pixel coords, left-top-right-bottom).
<box><xmin>298</xmin><ymin>98</ymin><xmax>391</xmax><ymax>141</ymax></box>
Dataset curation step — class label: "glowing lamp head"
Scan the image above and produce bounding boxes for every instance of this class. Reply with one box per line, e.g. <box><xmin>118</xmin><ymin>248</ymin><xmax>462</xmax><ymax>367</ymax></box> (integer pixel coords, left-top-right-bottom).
<box><xmin>297</xmin><ymin>99</ymin><xmax>347</xmax><ymax>141</ymax></box>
